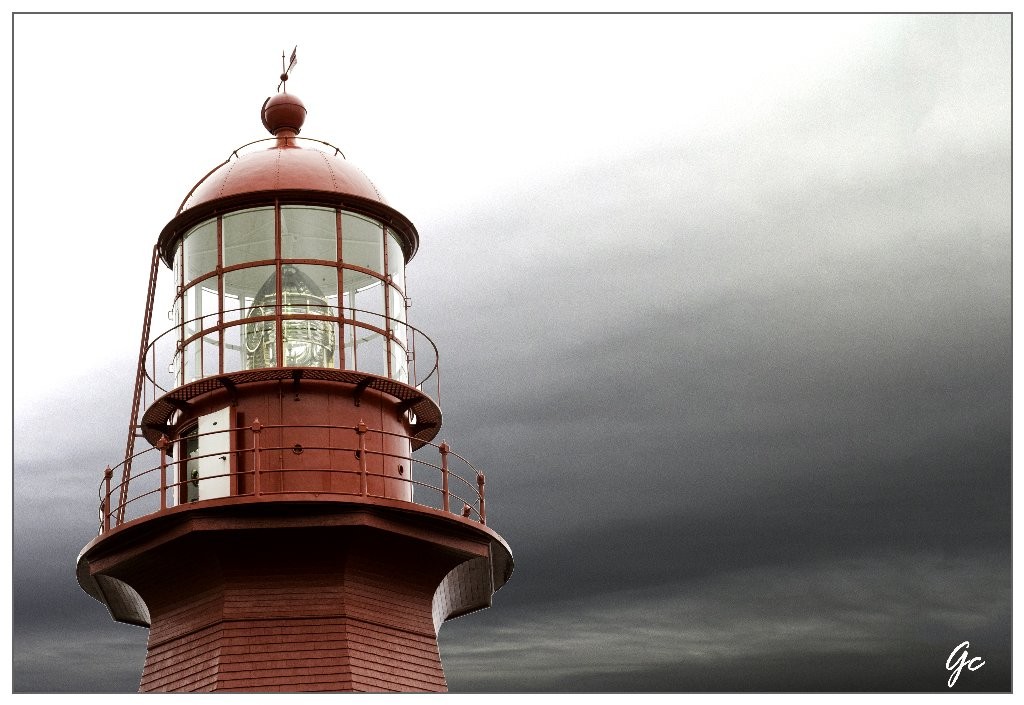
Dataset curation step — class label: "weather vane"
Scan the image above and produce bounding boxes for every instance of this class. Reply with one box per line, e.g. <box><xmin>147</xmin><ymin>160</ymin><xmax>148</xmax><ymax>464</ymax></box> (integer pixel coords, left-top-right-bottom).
<box><xmin>278</xmin><ymin>46</ymin><xmax>298</xmax><ymax>92</ymax></box>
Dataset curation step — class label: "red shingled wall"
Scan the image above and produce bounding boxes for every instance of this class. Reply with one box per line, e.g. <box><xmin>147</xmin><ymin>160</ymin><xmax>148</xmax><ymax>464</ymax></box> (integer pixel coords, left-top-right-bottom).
<box><xmin>121</xmin><ymin>523</ymin><xmax>474</xmax><ymax>692</ymax></box>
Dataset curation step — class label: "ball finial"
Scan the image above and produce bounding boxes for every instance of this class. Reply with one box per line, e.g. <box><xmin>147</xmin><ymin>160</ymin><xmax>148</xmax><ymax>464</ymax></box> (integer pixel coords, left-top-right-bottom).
<box><xmin>261</xmin><ymin>92</ymin><xmax>306</xmax><ymax>136</ymax></box>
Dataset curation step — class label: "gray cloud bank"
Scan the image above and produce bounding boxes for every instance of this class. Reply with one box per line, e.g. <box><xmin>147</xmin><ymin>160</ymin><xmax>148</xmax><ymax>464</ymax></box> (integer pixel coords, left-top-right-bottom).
<box><xmin>441</xmin><ymin>552</ymin><xmax>1010</xmax><ymax>692</ymax></box>
<box><xmin>427</xmin><ymin>17</ymin><xmax>1009</xmax><ymax>691</ymax></box>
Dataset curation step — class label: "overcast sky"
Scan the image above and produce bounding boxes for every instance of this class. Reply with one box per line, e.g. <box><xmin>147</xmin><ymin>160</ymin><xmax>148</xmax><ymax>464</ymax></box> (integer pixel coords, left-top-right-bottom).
<box><xmin>12</xmin><ymin>12</ymin><xmax>1012</xmax><ymax>694</ymax></box>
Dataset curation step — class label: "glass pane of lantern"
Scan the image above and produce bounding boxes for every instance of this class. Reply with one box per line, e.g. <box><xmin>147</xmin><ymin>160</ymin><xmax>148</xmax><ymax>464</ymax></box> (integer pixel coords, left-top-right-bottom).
<box><xmin>279</xmin><ymin>264</ymin><xmax>338</xmax><ymax>368</ymax></box>
<box><xmin>183</xmin><ymin>218</ymin><xmax>217</xmax><ymax>285</ymax></box>
<box><xmin>223</xmin><ymin>207</ymin><xmax>275</xmax><ymax>267</ymax></box>
<box><xmin>172</xmin><ymin>242</ymin><xmax>183</xmax><ymax>291</ymax></box>
<box><xmin>388</xmin><ymin>286</ymin><xmax>408</xmax><ymax>383</ymax></box>
<box><xmin>245</xmin><ymin>315</ymin><xmax>277</xmax><ymax>369</ymax></box>
<box><xmin>389</xmin><ymin>284</ymin><xmax>407</xmax><ymax>336</ymax></box>
<box><xmin>344</xmin><ymin>269</ymin><xmax>385</xmax><ymax>328</ymax></box>
<box><xmin>183</xmin><ymin>339</ymin><xmax>201</xmax><ymax>383</ymax></box>
<box><xmin>390</xmin><ymin>339</ymin><xmax>409</xmax><ymax>384</ymax></box>
<box><xmin>289</xmin><ymin>264</ymin><xmax>338</xmax><ymax>302</ymax></box>
<box><xmin>203</xmin><ymin>333</ymin><xmax>220</xmax><ymax>377</ymax></box>
<box><xmin>354</xmin><ymin>330</ymin><xmax>388</xmax><ymax>378</ymax></box>
<box><xmin>221</xmin><ymin>321</ymin><xmax>243</xmax><ymax>374</ymax></box>
<box><xmin>386</xmin><ymin>229</ymin><xmax>406</xmax><ymax>293</ymax></box>
<box><xmin>341</xmin><ymin>212</ymin><xmax>384</xmax><ymax>274</ymax></box>
<box><xmin>184</xmin><ymin>276</ymin><xmax>218</xmax><ymax>340</ymax></box>
<box><xmin>281</xmin><ymin>206</ymin><xmax>337</xmax><ymax>261</ymax></box>
<box><xmin>327</xmin><ymin>321</ymin><xmax>342</xmax><ymax>369</ymax></box>
<box><xmin>223</xmin><ymin>265</ymin><xmax>276</xmax><ymax>370</ymax></box>
<box><xmin>342</xmin><ymin>318</ymin><xmax>354</xmax><ymax>371</ymax></box>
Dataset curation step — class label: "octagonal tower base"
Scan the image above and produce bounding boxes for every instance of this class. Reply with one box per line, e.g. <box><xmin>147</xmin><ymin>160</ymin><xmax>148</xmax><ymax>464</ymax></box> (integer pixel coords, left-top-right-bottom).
<box><xmin>78</xmin><ymin>501</ymin><xmax>511</xmax><ymax>693</ymax></box>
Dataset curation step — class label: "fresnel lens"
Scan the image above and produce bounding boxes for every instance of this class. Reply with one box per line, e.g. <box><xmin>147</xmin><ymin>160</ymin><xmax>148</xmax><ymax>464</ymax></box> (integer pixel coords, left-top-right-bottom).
<box><xmin>245</xmin><ymin>264</ymin><xmax>336</xmax><ymax>369</ymax></box>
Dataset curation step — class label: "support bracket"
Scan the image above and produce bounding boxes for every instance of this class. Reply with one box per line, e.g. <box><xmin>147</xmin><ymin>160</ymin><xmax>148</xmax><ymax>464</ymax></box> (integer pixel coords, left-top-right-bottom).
<box><xmin>164</xmin><ymin>397</ymin><xmax>195</xmax><ymax>415</ymax></box>
<box><xmin>143</xmin><ymin>423</ymin><xmax>174</xmax><ymax>438</ymax></box>
<box><xmin>353</xmin><ymin>375</ymin><xmax>374</xmax><ymax>407</ymax></box>
<box><xmin>219</xmin><ymin>377</ymin><xmax>239</xmax><ymax>407</ymax></box>
<box><xmin>396</xmin><ymin>397</ymin><xmax>419</xmax><ymax>414</ymax></box>
<box><xmin>411</xmin><ymin>420</ymin><xmax>438</xmax><ymax>436</ymax></box>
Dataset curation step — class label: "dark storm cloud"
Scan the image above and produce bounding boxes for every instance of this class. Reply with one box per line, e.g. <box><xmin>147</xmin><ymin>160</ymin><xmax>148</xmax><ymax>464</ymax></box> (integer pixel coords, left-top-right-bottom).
<box><xmin>15</xmin><ymin>626</ymin><xmax>147</xmax><ymax>693</ymax></box>
<box><xmin>13</xmin><ymin>357</ymin><xmax>144</xmax><ymax>693</ymax></box>
<box><xmin>423</xmin><ymin>19</ymin><xmax>1009</xmax><ymax>689</ymax></box>
<box><xmin>440</xmin><ymin>551</ymin><xmax>1010</xmax><ymax>692</ymax></box>
<box><xmin>13</xmin><ymin>501</ymin><xmax>150</xmax><ymax>694</ymax></box>
<box><xmin>414</xmin><ymin>133</ymin><xmax>1008</xmax><ymax>530</ymax></box>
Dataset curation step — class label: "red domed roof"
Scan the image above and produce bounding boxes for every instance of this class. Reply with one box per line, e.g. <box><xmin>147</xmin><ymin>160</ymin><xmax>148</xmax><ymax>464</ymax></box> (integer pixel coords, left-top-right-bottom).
<box><xmin>177</xmin><ymin>91</ymin><xmax>387</xmax><ymax>214</ymax></box>
<box><xmin>179</xmin><ymin>139</ymin><xmax>387</xmax><ymax>214</ymax></box>
<box><xmin>159</xmin><ymin>91</ymin><xmax>419</xmax><ymax>266</ymax></box>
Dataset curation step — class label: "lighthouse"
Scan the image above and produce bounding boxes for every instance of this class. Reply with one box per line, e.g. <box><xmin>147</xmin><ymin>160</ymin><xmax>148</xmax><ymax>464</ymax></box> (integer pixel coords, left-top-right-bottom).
<box><xmin>76</xmin><ymin>67</ymin><xmax>513</xmax><ymax>693</ymax></box>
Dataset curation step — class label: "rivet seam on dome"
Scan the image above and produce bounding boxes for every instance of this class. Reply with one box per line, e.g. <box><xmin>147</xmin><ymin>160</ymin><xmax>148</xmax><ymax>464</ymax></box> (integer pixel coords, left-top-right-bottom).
<box><xmin>353</xmin><ymin>164</ymin><xmax>384</xmax><ymax>202</ymax></box>
<box><xmin>218</xmin><ymin>160</ymin><xmax>240</xmax><ymax>200</ymax></box>
<box><xmin>315</xmin><ymin>150</ymin><xmax>340</xmax><ymax>192</ymax></box>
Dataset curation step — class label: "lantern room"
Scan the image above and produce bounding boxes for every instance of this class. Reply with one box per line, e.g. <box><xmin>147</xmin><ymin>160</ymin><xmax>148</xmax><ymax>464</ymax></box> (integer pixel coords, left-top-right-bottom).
<box><xmin>159</xmin><ymin>92</ymin><xmax>418</xmax><ymax>390</ymax></box>
<box><xmin>166</xmin><ymin>203</ymin><xmax>411</xmax><ymax>384</ymax></box>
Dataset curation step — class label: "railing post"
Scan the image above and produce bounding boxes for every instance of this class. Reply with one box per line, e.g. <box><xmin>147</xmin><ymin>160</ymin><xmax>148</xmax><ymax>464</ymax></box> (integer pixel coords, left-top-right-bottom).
<box><xmin>477</xmin><ymin>472</ymin><xmax>486</xmax><ymax>525</ymax></box>
<box><xmin>439</xmin><ymin>441</ymin><xmax>450</xmax><ymax>513</ymax></box>
<box><xmin>357</xmin><ymin>420</ymin><xmax>368</xmax><ymax>496</ymax></box>
<box><xmin>251</xmin><ymin>419</ymin><xmax>263</xmax><ymax>496</ymax></box>
<box><xmin>103</xmin><ymin>466</ymin><xmax>113</xmax><ymax>533</ymax></box>
<box><xmin>157</xmin><ymin>435</ymin><xmax>169</xmax><ymax>511</ymax></box>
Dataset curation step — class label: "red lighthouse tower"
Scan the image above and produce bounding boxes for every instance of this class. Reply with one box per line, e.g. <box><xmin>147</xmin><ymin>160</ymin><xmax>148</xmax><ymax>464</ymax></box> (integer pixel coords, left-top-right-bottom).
<box><xmin>76</xmin><ymin>72</ymin><xmax>513</xmax><ymax>693</ymax></box>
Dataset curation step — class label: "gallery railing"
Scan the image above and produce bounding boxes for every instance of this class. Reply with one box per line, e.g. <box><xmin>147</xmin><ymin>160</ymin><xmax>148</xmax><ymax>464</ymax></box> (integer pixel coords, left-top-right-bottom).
<box><xmin>95</xmin><ymin>422</ymin><xmax>487</xmax><ymax>535</ymax></box>
<box><xmin>140</xmin><ymin>305</ymin><xmax>441</xmax><ymax>412</ymax></box>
